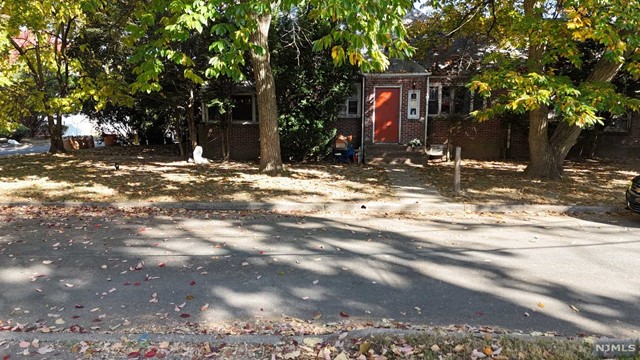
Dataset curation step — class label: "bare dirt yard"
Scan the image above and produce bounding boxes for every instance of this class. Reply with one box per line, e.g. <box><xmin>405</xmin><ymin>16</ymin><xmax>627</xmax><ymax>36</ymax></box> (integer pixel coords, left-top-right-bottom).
<box><xmin>0</xmin><ymin>143</ymin><xmax>636</xmax><ymax>207</ymax></box>
<box><xmin>0</xmin><ymin>145</ymin><xmax>393</xmax><ymax>203</ymax></box>
<box><xmin>421</xmin><ymin>158</ymin><xmax>638</xmax><ymax>207</ymax></box>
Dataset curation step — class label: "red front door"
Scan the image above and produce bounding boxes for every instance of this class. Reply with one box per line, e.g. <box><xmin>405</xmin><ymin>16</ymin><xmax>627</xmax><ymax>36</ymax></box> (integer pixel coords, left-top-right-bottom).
<box><xmin>374</xmin><ymin>88</ymin><xmax>400</xmax><ymax>143</ymax></box>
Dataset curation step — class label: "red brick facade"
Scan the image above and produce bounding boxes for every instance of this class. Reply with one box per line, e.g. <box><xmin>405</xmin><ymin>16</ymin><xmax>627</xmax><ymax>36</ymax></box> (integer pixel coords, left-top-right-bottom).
<box><xmin>198</xmin><ymin>79</ymin><xmax>640</xmax><ymax>161</ymax></box>
<box><xmin>363</xmin><ymin>75</ymin><xmax>429</xmax><ymax>145</ymax></box>
<box><xmin>571</xmin><ymin>115</ymin><xmax>640</xmax><ymax>159</ymax></box>
<box><xmin>331</xmin><ymin>117</ymin><xmax>362</xmax><ymax>148</ymax></box>
<box><xmin>198</xmin><ymin>122</ymin><xmax>260</xmax><ymax>161</ymax></box>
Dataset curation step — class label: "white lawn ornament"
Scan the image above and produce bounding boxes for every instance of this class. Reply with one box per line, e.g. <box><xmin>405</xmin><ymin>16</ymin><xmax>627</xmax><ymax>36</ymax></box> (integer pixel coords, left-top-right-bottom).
<box><xmin>192</xmin><ymin>145</ymin><xmax>210</xmax><ymax>164</ymax></box>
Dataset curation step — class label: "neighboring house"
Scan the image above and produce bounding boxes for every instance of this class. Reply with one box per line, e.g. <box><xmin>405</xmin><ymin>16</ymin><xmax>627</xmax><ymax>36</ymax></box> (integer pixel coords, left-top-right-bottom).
<box><xmin>197</xmin><ymin>59</ymin><xmax>640</xmax><ymax>161</ymax></box>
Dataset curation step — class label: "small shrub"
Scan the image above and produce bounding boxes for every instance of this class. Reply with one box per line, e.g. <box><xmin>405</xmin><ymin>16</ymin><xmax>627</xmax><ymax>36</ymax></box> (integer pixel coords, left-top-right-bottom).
<box><xmin>408</xmin><ymin>138</ymin><xmax>422</xmax><ymax>148</ymax></box>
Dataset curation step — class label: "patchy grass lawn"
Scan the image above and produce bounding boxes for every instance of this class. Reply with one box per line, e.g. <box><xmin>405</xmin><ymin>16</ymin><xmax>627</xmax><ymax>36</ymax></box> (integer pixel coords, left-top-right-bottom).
<box><xmin>422</xmin><ymin>159</ymin><xmax>638</xmax><ymax>206</ymax></box>
<box><xmin>0</xmin><ymin>145</ymin><xmax>393</xmax><ymax>203</ymax></box>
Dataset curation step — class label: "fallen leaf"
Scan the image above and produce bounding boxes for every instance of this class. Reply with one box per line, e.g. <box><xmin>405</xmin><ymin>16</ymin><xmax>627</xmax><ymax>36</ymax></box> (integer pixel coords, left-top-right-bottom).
<box><xmin>482</xmin><ymin>346</ymin><xmax>493</xmax><ymax>356</ymax></box>
<box><xmin>312</xmin><ymin>311</ymin><xmax>321</xmax><ymax>320</ymax></box>
<box><xmin>19</xmin><ymin>341</ymin><xmax>30</xmax><ymax>348</ymax></box>
<box><xmin>453</xmin><ymin>344</ymin><xmax>465</xmax><ymax>352</ymax></box>
<box><xmin>190</xmin><ymin>280</ymin><xmax>196</xmax><ymax>286</ymax></box>
<box><xmin>36</xmin><ymin>346</ymin><xmax>55</xmax><ymax>355</ymax></box>
<box><xmin>359</xmin><ymin>342</ymin><xmax>371</xmax><ymax>354</ymax></box>
<box><xmin>339</xmin><ymin>312</ymin><xmax>350</xmax><ymax>318</ymax></box>
<box><xmin>570</xmin><ymin>305</ymin><xmax>579</xmax><ymax>312</ymax></box>
<box><xmin>127</xmin><ymin>351</ymin><xmax>141</xmax><ymax>359</ymax></box>
<box><xmin>537</xmin><ymin>302</ymin><xmax>545</xmax><ymax>308</ymax></box>
<box><xmin>144</xmin><ymin>348</ymin><xmax>157</xmax><ymax>358</ymax></box>
<box><xmin>283</xmin><ymin>350</ymin><xmax>300</xmax><ymax>359</ymax></box>
<box><xmin>158</xmin><ymin>263</ymin><xmax>166</xmax><ymax>267</ymax></box>
<box><xmin>179</xmin><ymin>313</ymin><xmax>190</xmax><ymax>318</ymax></box>
<box><xmin>200</xmin><ymin>304</ymin><xmax>209</xmax><ymax>311</ymax></box>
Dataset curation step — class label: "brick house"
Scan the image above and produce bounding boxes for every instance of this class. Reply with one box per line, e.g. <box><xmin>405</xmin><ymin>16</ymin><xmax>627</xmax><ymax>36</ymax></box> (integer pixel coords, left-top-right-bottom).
<box><xmin>197</xmin><ymin>59</ymin><xmax>640</xmax><ymax>161</ymax></box>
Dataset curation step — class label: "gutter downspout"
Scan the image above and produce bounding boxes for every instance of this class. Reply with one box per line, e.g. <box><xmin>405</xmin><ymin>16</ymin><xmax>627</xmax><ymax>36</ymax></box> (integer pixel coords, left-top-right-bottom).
<box><xmin>360</xmin><ymin>75</ymin><xmax>366</xmax><ymax>164</ymax></box>
<box><xmin>424</xmin><ymin>75</ymin><xmax>430</xmax><ymax>147</ymax></box>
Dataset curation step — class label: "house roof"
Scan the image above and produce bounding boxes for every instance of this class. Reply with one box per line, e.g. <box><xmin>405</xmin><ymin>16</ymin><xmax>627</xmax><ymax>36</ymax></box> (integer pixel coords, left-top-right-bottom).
<box><xmin>365</xmin><ymin>59</ymin><xmax>430</xmax><ymax>77</ymax></box>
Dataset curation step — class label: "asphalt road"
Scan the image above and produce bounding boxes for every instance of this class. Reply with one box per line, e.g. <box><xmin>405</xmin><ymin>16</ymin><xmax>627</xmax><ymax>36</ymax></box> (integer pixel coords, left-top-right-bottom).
<box><xmin>1</xmin><ymin>208</ymin><xmax>639</xmax><ymax>339</ymax></box>
<box><xmin>0</xmin><ymin>142</ymin><xmax>50</xmax><ymax>156</ymax></box>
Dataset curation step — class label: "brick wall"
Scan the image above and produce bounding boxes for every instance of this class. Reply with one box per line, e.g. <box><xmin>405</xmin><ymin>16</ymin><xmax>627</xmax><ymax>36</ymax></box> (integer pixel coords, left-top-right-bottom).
<box><xmin>363</xmin><ymin>76</ymin><xmax>428</xmax><ymax>145</ymax></box>
<box><xmin>332</xmin><ymin>117</ymin><xmax>362</xmax><ymax>148</ymax></box>
<box><xmin>571</xmin><ymin>116</ymin><xmax>640</xmax><ymax>159</ymax></box>
<box><xmin>427</xmin><ymin>116</ymin><xmax>507</xmax><ymax>159</ymax></box>
<box><xmin>198</xmin><ymin>122</ymin><xmax>260</xmax><ymax>161</ymax></box>
<box><xmin>597</xmin><ymin>117</ymin><xmax>640</xmax><ymax>158</ymax></box>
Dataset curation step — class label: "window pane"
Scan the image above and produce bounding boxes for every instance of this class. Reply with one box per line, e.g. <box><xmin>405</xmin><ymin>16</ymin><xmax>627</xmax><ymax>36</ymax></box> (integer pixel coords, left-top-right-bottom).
<box><xmin>428</xmin><ymin>87</ymin><xmax>439</xmax><ymax>115</ymax></box>
<box><xmin>453</xmin><ymin>87</ymin><xmax>471</xmax><ymax>114</ymax></box>
<box><xmin>441</xmin><ymin>87</ymin><xmax>451</xmax><ymax>114</ymax></box>
<box><xmin>348</xmin><ymin>100</ymin><xmax>358</xmax><ymax>115</ymax></box>
<box><xmin>232</xmin><ymin>95</ymin><xmax>253</xmax><ymax>121</ymax></box>
<box><xmin>472</xmin><ymin>93</ymin><xmax>484</xmax><ymax>111</ymax></box>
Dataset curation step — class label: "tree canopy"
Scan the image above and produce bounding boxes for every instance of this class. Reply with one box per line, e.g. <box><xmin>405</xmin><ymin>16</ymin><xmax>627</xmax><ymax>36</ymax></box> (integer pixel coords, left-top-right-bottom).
<box><xmin>417</xmin><ymin>0</ymin><xmax>640</xmax><ymax>178</ymax></box>
<box><xmin>0</xmin><ymin>0</ymin><xmax>131</xmax><ymax>152</ymax></box>
<box><xmin>127</xmin><ymin>0</ymin><xmax>414</xmax><ymax>174</ymax></box>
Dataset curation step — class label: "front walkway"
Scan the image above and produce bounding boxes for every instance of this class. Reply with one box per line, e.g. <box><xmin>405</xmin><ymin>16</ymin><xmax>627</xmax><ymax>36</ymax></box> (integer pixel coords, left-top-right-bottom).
<box><xmin>365</xmin><ymin>144</ymin><xmax>448</xmax><ymax>204</ymax></box>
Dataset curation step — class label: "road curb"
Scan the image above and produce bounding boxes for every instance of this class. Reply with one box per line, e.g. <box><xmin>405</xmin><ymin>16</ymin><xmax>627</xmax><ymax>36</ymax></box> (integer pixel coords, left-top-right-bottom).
<box><xmin>0</xmin><ymin>201</ymin><xmax>627</xmax><ymax>214</ymax></box>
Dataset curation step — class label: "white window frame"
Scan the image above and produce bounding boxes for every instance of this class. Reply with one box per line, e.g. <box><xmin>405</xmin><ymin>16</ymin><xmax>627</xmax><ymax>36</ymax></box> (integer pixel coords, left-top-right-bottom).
<box><xmin>340</xmin><ymin>84</ymin><xmax>361</xmax><ymax>118</ymax></box>
<box><xmin>407</xmin><ymin>89</ymin><xmax>421</xmax><ymax>119</ymax></box>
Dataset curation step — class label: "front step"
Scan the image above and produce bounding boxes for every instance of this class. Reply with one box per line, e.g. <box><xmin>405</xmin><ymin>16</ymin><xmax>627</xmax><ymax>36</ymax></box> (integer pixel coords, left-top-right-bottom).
<box><xmin>365</xmin><ymin>144</ymin><xmax>426</xmax><ymax>165</ymax></box>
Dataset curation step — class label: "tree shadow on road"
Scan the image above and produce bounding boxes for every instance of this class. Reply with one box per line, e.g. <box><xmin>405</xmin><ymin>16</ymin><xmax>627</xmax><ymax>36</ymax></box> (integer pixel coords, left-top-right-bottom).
<box><xmin>0</xmin><ymin>207</ymin><xmax>638</xmax><ymax>338</ymax></box>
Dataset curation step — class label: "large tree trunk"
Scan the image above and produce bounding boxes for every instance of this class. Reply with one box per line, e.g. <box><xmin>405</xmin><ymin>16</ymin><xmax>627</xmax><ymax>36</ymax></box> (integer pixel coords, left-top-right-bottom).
<box><xmin>525</xmin><ymin>55</ymin><xmax>625</xmax><ymax>179</ymax></box>
<box><xmin>48</xmin><ymin>113</ymin><xmax>65</xmax><ymax>153</ymax></box>
<box><xmin>250</xmin><ymin>11</ymin><xmax>283</xmax><ymax>176</ymax></box>
<box><xmin>524</xmin><ymin>105</ymin><xmax>563</xmax><ymax>178</ymax></box>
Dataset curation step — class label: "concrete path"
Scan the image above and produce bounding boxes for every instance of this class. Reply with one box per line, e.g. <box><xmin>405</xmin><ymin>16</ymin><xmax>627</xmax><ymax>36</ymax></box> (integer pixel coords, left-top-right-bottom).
<box><xmin>382</xmin><ymin>163</ymin><xmax>449</xmax><ymax>205</ymax></box>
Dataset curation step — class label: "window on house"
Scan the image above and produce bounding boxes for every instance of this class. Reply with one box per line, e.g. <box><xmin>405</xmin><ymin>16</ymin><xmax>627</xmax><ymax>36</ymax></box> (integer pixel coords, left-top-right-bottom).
<box><xmin>471</xmin><ymin>91</ymin><xmax>485</xmax><ymax>112</ymax></box>
<box><xmin>340</xmin><ymin>84</ymin><xmax>361</xmax><ymax>117</ymax></box>
<box><xmin>428</xmin><ymin>85</ymin><xmax>441</xmax><ymax>115</ymax></box>
<box><xmin>441</xmin><ymin>87</ymin><xmax>451</xmax><ymax>114</ymax></box>
<box><xmin>207</xmin><ymin>94</ymin><xmax>257</xmax><ymax>123</ymax></box>
<box><xmin>428</xmin><ymin>84</ymin><xmax>486</xmax><ymax>116</ymax></box>
<box><xmin>603</xmin><ymin>113</ymin><xmax>632</xmax><ymax>133</ymax></box>
<box><xmin>407</xmin><ymin>89</ymin><xmax>420</xmax><ymax>119</ymax></box>
<box><xmin>452</xmin><ymin>86</ymin><xmax>471</xmax><ymax>114</ymax></box>
<box><xmin>231</xmin><ymin>95</ymin><xmax>256</xmax><ymax>122</ymax></box>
